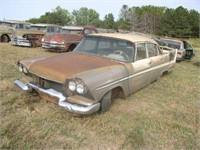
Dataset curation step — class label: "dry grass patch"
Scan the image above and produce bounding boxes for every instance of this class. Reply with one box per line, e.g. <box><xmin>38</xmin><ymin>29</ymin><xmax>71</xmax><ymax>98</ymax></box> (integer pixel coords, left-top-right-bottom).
<box><xmin>0</xmin><ymin>41</ymin><xmax>199</xmax><ymax>149</ymax></box>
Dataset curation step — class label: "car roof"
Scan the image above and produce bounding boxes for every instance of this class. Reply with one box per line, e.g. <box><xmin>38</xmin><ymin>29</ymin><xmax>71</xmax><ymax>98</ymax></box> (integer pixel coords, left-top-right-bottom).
<box><xmin>159</xmin><ymin>37</ymin><xmax>184</xmax><ymax>43</ymax></box>
<box><xmin>89</xmin><ymin>33</ymin><xmax>158</xmax><ymax>44</ymax></box>
<box><xmin>62</xmin><ymin>26</ymin><xmax>96</xmax><ymax>30</ymax></box>
<box><xmin>62</xmin><ymin>26</ymin><xmax>84</xmax><ymax>30</ymax></box>
<box><xmin>0</xmin><ymin>20</ymin><xmax>31</xmax><ymax>24</ymax></box>
<box><xmin>30</xmin><ymin>24</ymin><xmax>61</xmax><ymax>27</ymax></box>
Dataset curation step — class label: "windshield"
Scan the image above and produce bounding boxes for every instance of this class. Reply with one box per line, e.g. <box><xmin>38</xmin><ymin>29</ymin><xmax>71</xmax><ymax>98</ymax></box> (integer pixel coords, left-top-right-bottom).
<box><xmin>160</xmin><ymin>39</ymin><xmax>181</xmax><ymax>49</ymax></box>
<box><xmin>30</xmin><ymin>26</ymin><xmax>47</xmax><ymax>32</ymax></box>
<box><xmin>74</xmin><ymin>36</ymin><xmax>135</xmax><ymax>62</ymax></box>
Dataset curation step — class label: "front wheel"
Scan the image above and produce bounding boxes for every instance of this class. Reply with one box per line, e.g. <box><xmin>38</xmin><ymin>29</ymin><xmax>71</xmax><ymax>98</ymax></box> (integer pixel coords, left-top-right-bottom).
<box><xmin>1</xmin><ymin>35</ymin><xmax>9</xmax><ymax>42</ymax></box>
<box><xmin>100</xmin><ymin>91</ymin><xmax>112</xmax><ymax>113</ymax></box>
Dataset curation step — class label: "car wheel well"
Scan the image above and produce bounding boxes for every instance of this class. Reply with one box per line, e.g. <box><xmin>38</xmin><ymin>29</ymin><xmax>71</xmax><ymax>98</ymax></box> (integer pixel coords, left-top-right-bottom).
<box><xmin>1</xmin><ymin>34</ymin><xmax>10</xmax><ymax>42</ymax></box>
<box><xmin>161</xmin><ymin>71</ymin><xmax>169</xmax><ymax>76</ymax></box>
<box><xmin>111</xmin><ymin>86</ymin><xmax>125</xmax><ymax>100</ymax></box>
<box><xmin>68</xmin><ymin>44</ymin><xmax>76</xmax><ymax>51</ymax></box>
<box><xmin>100</xmin><ymin>86</ymin><xmax>125</xmax><ymax>113</ymax></box>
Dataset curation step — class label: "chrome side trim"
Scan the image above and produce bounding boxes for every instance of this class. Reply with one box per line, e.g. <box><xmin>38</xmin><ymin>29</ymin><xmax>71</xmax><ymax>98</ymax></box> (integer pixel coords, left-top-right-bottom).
<box><xmin>95</xmin><ymin>60</ymin><xmax>176</xmax><ymax>91</ymax></box>
<box><xmin>14</xmin><ymin>80</ymin><xmax>100</xmax><ymax>115</ymax></box>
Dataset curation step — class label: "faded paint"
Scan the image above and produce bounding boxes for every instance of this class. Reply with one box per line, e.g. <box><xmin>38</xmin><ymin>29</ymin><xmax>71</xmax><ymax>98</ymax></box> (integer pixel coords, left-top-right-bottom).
<box><xmin>25</xmin><ymin>52</ymin><xmax>120</xmax><ymax>83</ymax></box>
<box><xmin>42</xmin><ymin>26</ymin><xmax>98</xmax><ymax>51</ymax></box>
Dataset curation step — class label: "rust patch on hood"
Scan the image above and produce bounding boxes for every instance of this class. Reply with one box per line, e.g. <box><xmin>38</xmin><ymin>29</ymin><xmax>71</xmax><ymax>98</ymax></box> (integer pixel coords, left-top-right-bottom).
<box><xmin>29</xmin><ymin>52</ymin><xmax>121</xmax><ymax>83</ymax></box>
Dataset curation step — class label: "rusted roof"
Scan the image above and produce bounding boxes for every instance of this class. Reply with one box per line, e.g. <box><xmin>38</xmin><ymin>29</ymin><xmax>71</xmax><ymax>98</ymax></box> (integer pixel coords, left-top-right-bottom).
<box><xmin>89</xmin><ymin>33</ymin><xmax>158</xmax><ymax>44</ymax></box>
<box><xmin>30</xmin><ymin>24</ymin><xmax>61</xmax><ymax>27</ymax></box>
<box><xmin>0</xmin><ymin>20</ymin><xmax>31</xmax><ymax>24</ymax></box>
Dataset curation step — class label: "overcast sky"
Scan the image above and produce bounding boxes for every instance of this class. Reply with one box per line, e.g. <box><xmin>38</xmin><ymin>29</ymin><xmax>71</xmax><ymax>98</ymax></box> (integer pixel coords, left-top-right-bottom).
<box><xmin>0</xmin><ymin>0</ymin><xmax>199</xmax><ymax>21</ymax></box>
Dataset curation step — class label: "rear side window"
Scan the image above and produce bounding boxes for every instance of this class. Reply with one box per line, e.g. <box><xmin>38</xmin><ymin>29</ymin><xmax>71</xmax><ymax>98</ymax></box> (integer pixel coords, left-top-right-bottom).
<box><xmin>136</xmin><ymin>43</ymin><xmax>147</xmax><ymax>60</ymax></box>
<box><xmin>147</xmin><ymin>43</ymin><xmax>158</xmax><ymax>57</ymax></box>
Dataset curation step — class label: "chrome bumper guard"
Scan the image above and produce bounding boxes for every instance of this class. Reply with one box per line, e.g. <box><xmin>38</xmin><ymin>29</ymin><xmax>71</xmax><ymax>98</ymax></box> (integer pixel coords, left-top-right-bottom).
<box><xmin>14</xmin><ymin>80</ymin><xmax>100</xmax><ymax>115</ymax></box>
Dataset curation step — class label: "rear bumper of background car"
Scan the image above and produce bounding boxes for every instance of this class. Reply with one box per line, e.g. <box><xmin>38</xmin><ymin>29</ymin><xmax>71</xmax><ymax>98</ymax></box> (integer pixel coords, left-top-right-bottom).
<box><xmin>14</xmin><ymin>80</ymin><xmax>100</xmax><ymax>115</ymax></box>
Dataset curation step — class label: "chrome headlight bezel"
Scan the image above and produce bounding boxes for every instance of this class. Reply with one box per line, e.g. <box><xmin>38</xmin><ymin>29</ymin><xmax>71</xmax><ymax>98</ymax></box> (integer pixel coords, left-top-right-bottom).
<box><xmin>68</xmin><ymin>79</ymin><xmax>87</xmax><ymax>94</ymax></box>
<box><xmin>68</xmin><ymin>80</ymin><xmax>76</xmax><ymax>91</ymax></box>
<box><xmin>18</xmin><ymin>63</ymin><xmax>28</xmax><ymax>75</ymax></box>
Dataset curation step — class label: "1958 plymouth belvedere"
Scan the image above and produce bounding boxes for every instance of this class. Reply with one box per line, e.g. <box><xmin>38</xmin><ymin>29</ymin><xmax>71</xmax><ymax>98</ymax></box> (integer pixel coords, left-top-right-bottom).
<box><xmin>15</xmin><ymin>33</ymin><xmax>177</xmax><ymax>115</ymax></box>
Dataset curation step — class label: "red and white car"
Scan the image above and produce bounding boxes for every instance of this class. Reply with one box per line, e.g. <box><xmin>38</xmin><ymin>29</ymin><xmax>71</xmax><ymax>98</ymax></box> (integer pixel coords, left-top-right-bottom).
<box><xmin>42</xmin><ymin>26</ymin><xmax>98</xmax><ymax>52</ymax></box>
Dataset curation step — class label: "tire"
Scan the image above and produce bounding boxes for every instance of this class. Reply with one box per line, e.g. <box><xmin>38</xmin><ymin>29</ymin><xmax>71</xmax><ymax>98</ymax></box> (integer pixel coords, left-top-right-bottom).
<box><xmin>68</xmin><ymin>45</ymin><xmax>76</xmax><ymax>51</ymax></box>
<box><xmin>1</xmin><ymin>35</ymin><xmax>9</xmax><ymax>42</ymax></box>
<box><xmin>100</xmin><ymin>91</ymin><xmax>112</xmax><ymax>113</ymax></box>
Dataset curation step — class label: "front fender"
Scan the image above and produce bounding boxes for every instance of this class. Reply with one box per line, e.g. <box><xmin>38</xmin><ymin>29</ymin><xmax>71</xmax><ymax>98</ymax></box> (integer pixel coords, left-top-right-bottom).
<box><xmin>74</xmin><ymin>64</ymin><xmax>129</xmax><ymax>101</ymax></box>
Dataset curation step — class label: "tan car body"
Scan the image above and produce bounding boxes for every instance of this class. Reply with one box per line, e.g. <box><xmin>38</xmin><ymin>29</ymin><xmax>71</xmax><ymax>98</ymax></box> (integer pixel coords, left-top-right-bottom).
<box><xmin>10</xmin><ymin>24</ymin><xmax>62</xmax><ymax>47</ymax></box>
<box><xmin>0</xmin><ymin>20</ymin><xmax>31</xmax><ymax>42</ymax></box>
<box><xmin>15</xmin><ymin>33</ymin><xmax>177</xmax><ymax>115</ymax></box>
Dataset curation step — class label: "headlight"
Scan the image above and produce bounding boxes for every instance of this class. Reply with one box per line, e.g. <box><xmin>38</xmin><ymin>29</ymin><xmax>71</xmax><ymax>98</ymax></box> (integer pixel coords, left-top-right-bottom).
<box><xmin>23</xmin><ymin>66</ymin><xmax>28</xmax><ymax>74</ymax></box>
<box><xmin>18</xmin><ymin>64</ymin><xmax>28</xmax><ymax>74</ymax></box>
<box><xmin>68</xmin><ymin>79</ymin><xmax>87</xmax><ymax>94</ymax></box>
<box><xmin>19</xmin><ymin>64</ymin><xmax>23</xmax><ymax>72</ymax></box>
<box><xmin>68</xmin><ymin>81</ymin><xmax>76</xmax><ymax>91</ymax></box>
<box><xmin>61</xmin><ymin>40</ymin><xmax>65</xmax><ymax>44</ymax></box>
<box><xmin>76</xmin><ymin>83</ymin><xmax>85</xmax><ymax>94</ymax></box>
<box><xmin>41</xmin><ymin>38</ymin><xmax>44</xmax><ymax>42</ymax></box>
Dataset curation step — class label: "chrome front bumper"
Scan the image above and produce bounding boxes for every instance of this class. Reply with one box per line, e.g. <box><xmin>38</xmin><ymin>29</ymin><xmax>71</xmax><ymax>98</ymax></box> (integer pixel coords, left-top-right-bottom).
<box><xmin>14</xmin><ymin>80</ymin><xmax>100</xmax><ymax>115</ymax></box>
<box><xmin>10</xmin><ymin>38</ymin><xmax>31</xmax><ymax>47</ymax></box>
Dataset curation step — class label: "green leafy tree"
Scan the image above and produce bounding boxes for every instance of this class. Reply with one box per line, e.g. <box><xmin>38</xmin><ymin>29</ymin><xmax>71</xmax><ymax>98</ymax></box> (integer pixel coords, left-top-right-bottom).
<box><xmin>103</xmin><ymin>13</ymin><xmax>115</xmax><ymax>29</ymax></box>
<box><xmin>27</xmin><ymin>6</ymin><xmax>71</xmax><ymax>25</ymax></box>
<box><xmin>159</xmin><ymin>6</ymin><xmax>192</xmax><ymax>37</ymax></box>
<box><xmin>189</xmin><ymin>10</ymin><xmax>200</xmax><ymax>37</ymax></box>
<box><xmin>118</xmin><ymin>5</ymin><xmax>132</xmax><ymax>30</ymax></box>
<box><xmin>72</xmin><ymin>7</ymin><xmax>100</xmax><ymax>26</ymax></box>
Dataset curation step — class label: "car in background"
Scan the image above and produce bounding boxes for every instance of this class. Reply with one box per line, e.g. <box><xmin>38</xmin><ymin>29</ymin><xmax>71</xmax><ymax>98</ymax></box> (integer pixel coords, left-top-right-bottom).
<box><xmin>10</xmin><ymin>24</ymin><xmax>62</xmax><ymax>47</ymax></box>
<box><xmin>156</xmin><ymin>38</ymin><xmax>194</xmax><ymax>61</ymax></box>
<box><xmin>14</xmin><ymin>33</ymin><xmax>177</xmax><ymax>115</ymax></box>
<box><xmin>42</xmin><ymin>26</ymin><xmax>97</xmax><ymax>52</ymax></box>
<box><xmin>0</xmin><ymin>20</ymin><xmax>31</xmax><ymax>42</ymax></box>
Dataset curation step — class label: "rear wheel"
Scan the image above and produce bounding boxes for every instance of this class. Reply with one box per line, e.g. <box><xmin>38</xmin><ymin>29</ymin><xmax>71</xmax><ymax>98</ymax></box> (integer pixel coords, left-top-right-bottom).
<box><xmin>100</xmin><ymin>91</ymin><xmax>112</xmax><ymax>113</ymax></box>
<box><xmin>1</xmin><ymin>35</ymin><xmax>9</xmax><ymax>42</ymax></box>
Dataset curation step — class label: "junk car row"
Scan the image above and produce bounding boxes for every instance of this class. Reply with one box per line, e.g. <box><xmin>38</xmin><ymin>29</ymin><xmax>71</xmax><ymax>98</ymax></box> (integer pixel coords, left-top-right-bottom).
<box><xmin>0</xmin><ymin>20</ymin><xmax>195</xmax><ymax>115</ymax></box>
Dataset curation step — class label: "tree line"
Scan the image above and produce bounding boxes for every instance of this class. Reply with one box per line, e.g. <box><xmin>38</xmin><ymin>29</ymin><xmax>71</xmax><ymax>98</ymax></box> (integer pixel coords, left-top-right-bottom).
<box><xmin>27</xmin><ymin>5</ymin><xmax>199</xmax><ymax>38</ymax></box>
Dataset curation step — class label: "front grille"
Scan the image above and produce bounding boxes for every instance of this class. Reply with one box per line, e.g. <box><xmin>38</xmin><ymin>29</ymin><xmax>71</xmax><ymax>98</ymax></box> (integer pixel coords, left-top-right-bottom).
<box><xmin>31</xmin><ymin>75</ymin><xmax>65</xmax><ymax>94</ymax></box>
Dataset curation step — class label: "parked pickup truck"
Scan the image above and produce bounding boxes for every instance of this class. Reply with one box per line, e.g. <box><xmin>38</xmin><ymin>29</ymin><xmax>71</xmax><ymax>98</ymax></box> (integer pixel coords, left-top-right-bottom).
<box><xmin>14</xmin><ymin>33</ymin><xmax>177</xmax><ymax>115</ymax></box>
<box><xmin>42</xmin><ymin>26</ymin><xmax>98</xmax><ymax>52</ymax></box>
<box><xmin>10</xmin><ymin>24</ymin><xmax>62</xmax><ymax>47</ymax></box>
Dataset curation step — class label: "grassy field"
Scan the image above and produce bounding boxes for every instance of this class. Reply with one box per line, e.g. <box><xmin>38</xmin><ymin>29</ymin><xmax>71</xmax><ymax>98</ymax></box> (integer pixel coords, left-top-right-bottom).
<box><xmin>0</xmin><ymin>40</ymin><xmax>200</xmax><ymax>149</ymax></box>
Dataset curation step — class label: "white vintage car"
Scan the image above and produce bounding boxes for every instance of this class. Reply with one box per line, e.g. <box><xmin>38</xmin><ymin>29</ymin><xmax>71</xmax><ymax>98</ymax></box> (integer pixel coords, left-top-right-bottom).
<box><xmin>15</xmin><ymin>33</ymin><xmax>177</xmax><ymax>115</ymax></box>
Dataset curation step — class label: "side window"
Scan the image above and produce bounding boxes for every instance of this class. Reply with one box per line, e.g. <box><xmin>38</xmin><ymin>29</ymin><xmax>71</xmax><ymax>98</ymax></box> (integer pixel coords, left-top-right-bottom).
<box><xmin>16</xmin><ymin>24</ymin><xmax>24</xmax><ymax>29</ymax></box>
<box><xmin>147</xmin><ymin>43</ymin><xmax>158</xmax><ymax>57</ymax></box>
<box><xmin>136</xmin><ymin>43</ymin><xmax>147</xmax><ymax>60</ymax></box>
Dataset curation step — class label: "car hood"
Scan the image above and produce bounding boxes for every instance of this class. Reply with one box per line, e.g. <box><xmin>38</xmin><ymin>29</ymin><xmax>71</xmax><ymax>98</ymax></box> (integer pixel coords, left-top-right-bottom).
<box><xmin>0</xmin><ymin>26</ymin><xmax>13</xmax><ymax>33</ymax></box>
<box><xmin>43</xmin><ymin>33</ymin><xmax>82</xmax><ymax>43</ymax></box>
<box><xmin>14</xmin><ymin>29</ymin><xmax>44</xmax><ymax>36</ymax></box>
<box><xmin>23</xmin><ymin>52</ymin><xmax>122</xmax><ymax>83</ymax></box>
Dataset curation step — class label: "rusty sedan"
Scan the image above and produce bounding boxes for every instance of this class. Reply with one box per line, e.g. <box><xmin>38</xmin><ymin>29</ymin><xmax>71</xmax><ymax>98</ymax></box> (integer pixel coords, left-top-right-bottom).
<box><xmin>10</xmin><ymin>24</ymin><xmax>62</xmax><ymax>47</ymax></box>
<box><xmin>0</xmin><ymin>20</ymin><xmax>31</xmax><ymax>42</ymax></box>
<box><xmin>15</xmin><ymin>33</ymin><xmax>177</xmax><ymax>115</ymax></box>
<box><xmin>156</xmin><ymin>38</ymin><xmax>194</xmax><ymax>61</ymax></box>
<box><xmin>42</xmin><ymin>26</ymin><xmax>97</xmax><ymax>52</ymax></box>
